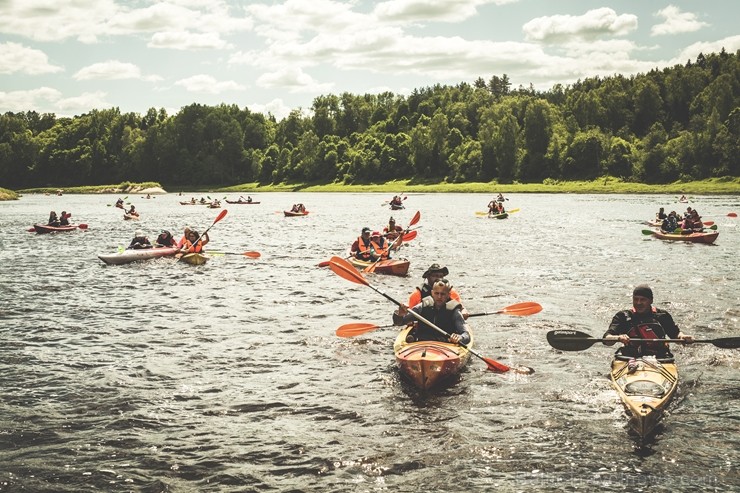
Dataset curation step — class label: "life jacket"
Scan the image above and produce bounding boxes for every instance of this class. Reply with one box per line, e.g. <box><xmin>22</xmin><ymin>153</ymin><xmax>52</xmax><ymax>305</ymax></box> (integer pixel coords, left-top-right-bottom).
<box><xmin>355</xmin><ymin>236</ymin><xmax>373</xmax><ymax>260</ymax></box>
<box><xmin>624</xmin><ymin>308</ymin><xmax>669</xmax><ymax>355</ymax></box>
<box><xmin>410</xmin><ymin>297</ymin><xmax>464</xmax><ymax>342</ymax></box>
<box><xmin>409</xmin><ymin>284</ymin><xmax>462</xmax><ymax>307</ymax></box>
<box><xmin>182</xmin><ymin>238</ymin><xmax>203</xmax><ymax>253</ymax></box>
<box><xmin>370</xmin><ymin>238</ymin><xmax>389</xmax><ymax>259</ymax></box>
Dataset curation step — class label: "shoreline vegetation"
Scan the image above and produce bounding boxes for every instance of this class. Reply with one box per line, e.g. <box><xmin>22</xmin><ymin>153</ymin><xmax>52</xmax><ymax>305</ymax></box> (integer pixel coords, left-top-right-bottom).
<box><xmin>7</xmin><ymin>176</ymin><xmax>740</xmax><ymax>200</ymax></box>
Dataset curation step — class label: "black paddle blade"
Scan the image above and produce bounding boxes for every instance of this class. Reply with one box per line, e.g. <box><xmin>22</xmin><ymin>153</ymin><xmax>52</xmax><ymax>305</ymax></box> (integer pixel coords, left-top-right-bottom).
<box><xmin>546</xmin><ymin>330</ymin><xmax>597</xmax><ymax>351</ymax></box>
<box><xmin>712</xmin><ymin>337</ymin><xmax>740</xmax><ymax>349</ymax></box>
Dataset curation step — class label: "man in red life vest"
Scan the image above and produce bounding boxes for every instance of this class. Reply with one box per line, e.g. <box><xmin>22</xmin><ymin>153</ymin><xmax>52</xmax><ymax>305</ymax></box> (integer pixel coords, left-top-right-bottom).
<box><xmin>603</xmin><ymin>284</ymin><xmax>693</xmax><ymax>359</ymax></box>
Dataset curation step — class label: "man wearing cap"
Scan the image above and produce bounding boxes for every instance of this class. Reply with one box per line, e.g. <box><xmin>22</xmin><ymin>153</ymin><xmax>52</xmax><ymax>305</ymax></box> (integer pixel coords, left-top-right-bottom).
<box><xmin>407</xmin><ymin>263</ymin><xmax>468</xmax><ymax>319</ymax></box>
<box><xmin>603</xmin><ymin>284</ymin><xmax>693</xmax><ymax>359</ymax></box>
<box><xmin>127</xmin><ymin>230</ymin><xmax>152</xmax><ymax>250</ymax></box>
<box><xmin>350</xmin><ymin>227</ymin><xmax>379</xmax><ymax>262</ymax></box>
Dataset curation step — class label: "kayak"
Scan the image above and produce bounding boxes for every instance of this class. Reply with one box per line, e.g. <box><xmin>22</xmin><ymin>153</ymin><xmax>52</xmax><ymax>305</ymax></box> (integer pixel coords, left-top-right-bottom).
<box><xmin>33</xmin><ymin>223</ymin><xmax>78</xmax><ymax>234</ymax></box>
<box><xmin>651</xmin><ymin>230</ymin><xmax>718</xmax><ymax>244</ymax></box>
<box><xmin>610</xmin><ymin>356</ymin><xmax>678</xmax><ymax>439</ymax></box>
<box><xmin>393</xmin><ymin>326</ymin><xmax>473</xmax><ymax>389</ymax></box>
<box><xmin>225</xmin><ymin>200</ymin><xmax>260</xmax><ymax>205</ymax></box>
<box><xmin>347</xmin><ymin>257</ymin><xmax>410</xmax><ymax>276</ymax></box>
<box><xmin>284</xmin><ymin>210</ymin><xmax>309</xmax><ymax>217</ymax></box>
<box><xmin>390</xmin><ymin>203</ymin><xmax>405</xmax><ymax>210</ymax></box>
<box><xmin>180</xmin><ymin>252</ymin><xmax>209</xmax><ymax>265</ymax></box>
<box><xmin>123</xmin><ymin>213</ymin><xmax>140</xmax><ymax>220</ymax></box>
<box><xmin>488</xmin><ymin>212</ymin><xmax>508</xmax><ymax>219</ymax></box>
<box><xmin>98</xmin><ymin>247</ymin><xmax>179</xmax><ymax>265</ymax></box>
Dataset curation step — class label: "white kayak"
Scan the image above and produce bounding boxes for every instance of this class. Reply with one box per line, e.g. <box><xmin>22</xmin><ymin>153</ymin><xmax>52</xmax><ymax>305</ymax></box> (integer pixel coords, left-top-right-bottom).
<box><xmin>98</xmin><ymin>247</ymin><xmax>179</xmax><ymax>265</ymax></box>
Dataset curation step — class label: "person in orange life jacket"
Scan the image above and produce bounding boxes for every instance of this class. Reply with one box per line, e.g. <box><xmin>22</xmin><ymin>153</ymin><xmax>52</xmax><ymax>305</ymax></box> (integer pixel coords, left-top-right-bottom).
<box><xmin>408</xmin><ymin>263</ymin><xmax>469</xmax><ymax>319</ymax></box>
<box><xmin>393</xmin><ymin>278</ymin><xmax>470</xmax><ymax>344</ymax></box>
<box><xmin>350</xmin><ymin>227</ymin><xmax>378</xmax><ymax>261</ymax></box>
<box><xmin>177</xmin><ymin>226</ymin><xmax>191</xmax><ymax>248</ymax></box>
<box><xmin>179</xmin><ymin>229</ymin><xmax>209</xmax><ymax>254</ymax></box>
<box><xmin>370</xmin><ymin>231</ymin><xmax>391</xmax><ymax>260</ymax></box>
<box><xmin>603</xmin><ymin>284</ymin><xmax>693</xmax><ymax>359</ymax></box>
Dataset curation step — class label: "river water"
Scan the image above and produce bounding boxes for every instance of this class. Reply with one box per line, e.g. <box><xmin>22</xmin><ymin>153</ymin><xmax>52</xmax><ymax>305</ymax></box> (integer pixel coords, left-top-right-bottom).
<box><xmin>0</xmin><ymin>192</ymin><xmax>738</xmax><ymax>492</ymax></box>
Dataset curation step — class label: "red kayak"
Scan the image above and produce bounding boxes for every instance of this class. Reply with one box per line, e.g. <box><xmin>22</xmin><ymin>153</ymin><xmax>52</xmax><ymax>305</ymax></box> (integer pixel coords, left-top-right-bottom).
<box><xmin>284</xmin><ymin>210</ymin><xmax>309</xmax><ymax>217</ymax></box>
<box><xmin>347</xmin><ymin>257</ymin><xmax>410</xmax><ymax>276</ymax></box>
<box><xmin>33</xmin><ymin>224</ymin><xmax>85</xmax><ymax>234</ymax></box>
<box><xmin>226</xmin><ymin>200</ymin><xmax>260</xmax><ymax>205</ymax></box>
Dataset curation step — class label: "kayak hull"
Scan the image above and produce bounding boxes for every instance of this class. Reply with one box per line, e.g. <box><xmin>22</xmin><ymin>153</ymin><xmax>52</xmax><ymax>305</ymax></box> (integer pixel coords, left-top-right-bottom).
<box><xmin>284</xmin><ymin>210</ymin><xmax>309</xmax><ymax>217</ymax></box>
<box><xmin>33</xmin><ymin>224</ymin><xmax>78</xmax><ymax>234</ymax></box>
<box><xmin>488</xmin><ymin>212</ymin><xmax>508</xmax><ymax>219</ymax></box>
<box><xmin>180</xmin><ymin>253</ymin><xmax>209</xmax><ymax>265</ymax></box>
<box><xmin>393</xmin><ymin>327</ymin><xmax>472</xmax><ymax>390</ymax></box>
<box><xmin>98</xmin><ymin>247</ymin><xmax>179</xmax><ymax>265</ymax></box>
<box><xmin>225</xmin><ymin>200</ymin><xmax>260</xmax><ymax>204</ymax></box>
<box><xmin>652</xmin><ymin>230</ymin><xmax>718</xmax><ymax>243</ymax></box>
<box><xmin>390</xmin><ymin>203</ymin><xmax>405</xmax><ymax>210</ymax></box>
<box><xmin>123</xmin><ymin>213</ymin><xmax>140</xmax><ymax>220</ymax></box>
<box><xmin>610</xmin><ymin>357</ymin><xmax>678</xmax><ymax>439</ymax></box>
<box><xmin>347</xmin><ymin>257</ymin><xmax>410</xmax><ymax>276</ymax></box>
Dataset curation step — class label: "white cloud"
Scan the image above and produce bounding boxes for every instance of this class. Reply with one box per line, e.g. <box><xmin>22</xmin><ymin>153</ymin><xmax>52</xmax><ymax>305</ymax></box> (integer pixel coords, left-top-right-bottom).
<box><xmin>73</xmin><ymin>60</ymin><xmax>161</xmax><ymax>82</ymax></box>
<box><xmin>256</xmin><ymin>67</ymin><xmax>333</xmax><ymax>93</ymax></box>
<box><xmin>0</xmin><ymin>87</ymin><xmax>62</xmax><ymax>112</ymax></box>
<box><xmin>0</xmin><ymin>42</ymin><xmax>63</xmax><ymax>75</ymax></box>
<box><xmin>247</xmin><ymin>98</ymin><xmax>296</xmax><ymax>121</ymax></box>
<box><xmin>523</xmin><ymin>7</ymin><xmax>638</xmax><ymax>43</ymax></box>
<box><xmin>175</xmin><ymin>74</ymin><xmax>246</xmax><ymax>94</ymax></box>
<box><xmin>669</xmin><ymin>35</ymin><xmax>740</xmax><ymax>64</ymax></box>
<box><xmin>651</xmin><ymin>6</ymin><xmax>708</xmax><ymax>36</ymax></box>
<box><xmin>373</xmin><ymin>0</ymin><xmax>519</xmax><ymax>23</ymax></box>
<box><xmin>55</xmin><ymin>91</ymin><xmax>111</xmax><ymax>113</ymax></box>
<box><xmin>148</xmin><ymin>31</ymin><xmax>233</xmax><ymax>50</ymax></box>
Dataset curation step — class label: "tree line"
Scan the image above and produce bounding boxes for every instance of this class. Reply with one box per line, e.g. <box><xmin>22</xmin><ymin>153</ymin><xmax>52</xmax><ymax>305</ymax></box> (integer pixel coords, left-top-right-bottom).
<box><xmin>0</xmin><ymin>50</ymin><xmax>738</xmax><ymax>190</ymax></box>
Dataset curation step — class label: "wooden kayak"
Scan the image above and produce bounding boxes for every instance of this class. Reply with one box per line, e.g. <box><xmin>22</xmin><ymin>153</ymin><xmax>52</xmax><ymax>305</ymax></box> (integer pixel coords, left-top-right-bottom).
<box><xmin>284</xmin><ymin>210</ymin><xmax>309</xmax><ymax>217</ymax></box>
<box><xmin>393</xmin><ymin>326</ymin><xmax>473</xmax><ymax>389</ymax></box>
<box><xmin>33</xmin><ymin>223</ymin><xmax>78</xmax><ymax>234</ymax></box>
<box><xmin>347</xmin><ymin>257</ymin><xmax>410</xmax><ymax>276</ymax></box>
<box><xmin>98</xmin><ymin>247</ymin><xmax>179</xmax><ymax>265</ymax></box>
<box><xmin>225</xmin><ymin>200</ymin><xmax>260</xmax><ymax>204</ymax></box>
<box><xmin>123</xmin><ymin>213</ymin><xmax>140</xmax><ymax>220</ymax></box>
<box><xmin>610</xmin><ymin>357</ymin><xmax>678</xmax><ymax>439</ymax></box>
<box><xmin>652</xmin><ymin>230</ymin><xmax>718</xmax><ymax>244</ymax></box>
<box><xmin>180</xmin><ymin>252</ymin><xmax>209</xmax><ymax>265</ymax></box>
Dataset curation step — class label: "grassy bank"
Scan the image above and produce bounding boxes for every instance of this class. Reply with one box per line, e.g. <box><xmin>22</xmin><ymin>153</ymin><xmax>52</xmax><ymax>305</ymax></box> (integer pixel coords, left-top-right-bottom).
<box><xmin>9</xmin><ymin>177</ymin><xmax>740</xmax><ymax>197</ymax></box>
<box><xmin>0</xmin><ymin>187</ymin><xmax>19</xmax><ymax>200</ymax></box>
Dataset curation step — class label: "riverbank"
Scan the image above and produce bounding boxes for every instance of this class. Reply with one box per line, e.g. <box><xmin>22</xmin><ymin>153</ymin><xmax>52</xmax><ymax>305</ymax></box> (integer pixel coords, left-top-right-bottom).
<box><xmin>11</xmin><ymin>176</ymin><xmax>740</xmax><ymax>198</ymax></box>
<box><xmin>0</xmin><ymin>187</ymin><xmax>19</xmax><ymax>200</ymax></box>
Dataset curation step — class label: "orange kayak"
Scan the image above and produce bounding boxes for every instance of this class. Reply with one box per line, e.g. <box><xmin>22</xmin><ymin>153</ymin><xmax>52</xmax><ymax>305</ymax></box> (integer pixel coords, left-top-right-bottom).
<box><xmin>347</xmin><ymin>257</ymin><xmax>410</xmax><ymax>276</ymax></box>
<box><xmin>393</xmin><ymin>326</ymin><xmax>472</xmax><ymax>389</ymax></box>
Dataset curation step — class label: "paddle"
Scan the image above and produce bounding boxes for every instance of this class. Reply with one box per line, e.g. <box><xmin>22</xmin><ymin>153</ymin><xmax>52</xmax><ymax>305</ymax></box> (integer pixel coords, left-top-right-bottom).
<box><xmin>546</xmin><ymin>329</ymin><xmax>740</xmax><ymax>352</ymax></box>
<box><xmin>336</xmin><ymin>302</ymin><xmax>543</xmax><ymax>337</ymax></box>
<box><xmin>728</xmin><ymin>212</ymin><xmax>737</xmax><ymax>217</ymax></box>
<box><xmin>208</xmin><ymin>251</ymin><xmax>261</xmax><ymax>258</ymax></box>
<box><xmin>328</xmin><ymin>256</ymin><xmax>534</xmax><ymax>374</ymax></box>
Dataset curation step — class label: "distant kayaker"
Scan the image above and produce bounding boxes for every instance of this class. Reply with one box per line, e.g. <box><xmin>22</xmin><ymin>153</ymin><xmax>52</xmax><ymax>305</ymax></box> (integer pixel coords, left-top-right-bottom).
<box><xmin>59</xmin><ymin>211</ymin><xmax>71</xmax><ymax>226</ymax></box>
<box><xmin>497</xmin><ymin>193</ymin><xmax>506</xmax><ymax>202</ymax></box>
<box><xmin>603</xmin><ymin>285</ymin><xmax>693</xmax><ymax>359</ymax></box>
<box><xmin>656</xmin><ymin>207</ymin><xmax>667</xmax><ymax>220</ymax></box>
<box><xmin>350</xmin><ymin>227</ymin><xmax>378</xmax><ymax>262</ymax></box>
<box><xmin>393</xmin><ymin>278</ymin><xmax>470</xmax><ymax>345</ymax></box>
<box><xmin>660</xmin><ymin>211</ymin><xmax>679</xmax><ymax>233</ymax></box>
<box><xmin>179</xmin><ymin>229</ymin><xmax>209</xmax><ymax>254</ymax></box>
<box><xmin>128</xmin><ymin>230</ymin><xmax>152</xmax><ymax>250</ymax></box>
<box><xmin>383</xmin><ymin>217</ymin><xmax>403</xmax><ymax>240</ymax></box>
<box><xmin>126</xmin><ymin>204</ymin><xmax>138</xmax><ymax>216</ymax></box>
<box><xmin>115</xmin><ymin>198</ymin><xmax>124</xmax><ymax>208</ymax></box>
<box><xmin>407</xmin><ymin>263</ymin><xmax>468</xmax><ymax>319</ymax></box>
<box><xmin>155</xmin><ymin>230</ymin><xmax>177</xmax><ymax>248</ymax></box>
<box><xmin>487</xmin><ymin>200</ymin><xmax>504</xmax><ymax>215</ymax></box>
<box><xmin>47</xmin><ymin>211</ymin><xmax>60</xmax><ymax>226</ymax></box>
<box><xmin>290</xmin><ymin>203</ymin><xmax>306</xmax><ymax>213</ymax></box>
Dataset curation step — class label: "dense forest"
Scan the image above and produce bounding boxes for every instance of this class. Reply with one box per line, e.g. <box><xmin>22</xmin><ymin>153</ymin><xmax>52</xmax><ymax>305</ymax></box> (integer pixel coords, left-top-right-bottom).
<box><xmin>0</xmin><ymin>50</ymin><xmax>738</xmax><ymax>190</ymax></box>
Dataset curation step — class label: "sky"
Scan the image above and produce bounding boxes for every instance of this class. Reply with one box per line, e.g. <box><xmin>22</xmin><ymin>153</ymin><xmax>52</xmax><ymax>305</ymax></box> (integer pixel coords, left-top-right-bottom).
<box><xmin>1</xmin><ymin>0</ymin><xmax>738</xmax><ymax>121</ymax></box>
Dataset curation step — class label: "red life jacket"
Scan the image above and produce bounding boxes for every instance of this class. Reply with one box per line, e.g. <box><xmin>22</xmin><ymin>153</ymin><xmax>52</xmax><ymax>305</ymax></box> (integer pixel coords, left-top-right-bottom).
<box><xmin>626</xmin><ymin>307</ymin><xmax>668</xmax><ymax>354</ymax></box>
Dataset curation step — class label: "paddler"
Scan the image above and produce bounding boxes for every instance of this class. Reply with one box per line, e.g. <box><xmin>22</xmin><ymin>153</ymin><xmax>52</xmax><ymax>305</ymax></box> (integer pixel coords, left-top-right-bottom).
<box><xmin>350</xmin><ymin>227</ymin><xmax>378</xmax><ymax>262</ymax></box>
<box><xmin>128</xmin><ymin>230</ymin><xmax>152</xmax><ymax>250</ymax></box>
<box><xmin>179</xmin><ymin>229</ymin><xmax>209</xmax><ymax>254</ymax></box>
<box><xmin>408</xmin><ymin>263</ymin><xmax>468</xmax><ymax>319</ymax></box>
<box><xmin>393</xmin><ymin>278</ymin><xmax>470</xmax><ymax>344</ymax></box>
<box><xmin>603</xmin><ymin>284</ymin><xmax>694</xmax><ymax>359</ymax></box>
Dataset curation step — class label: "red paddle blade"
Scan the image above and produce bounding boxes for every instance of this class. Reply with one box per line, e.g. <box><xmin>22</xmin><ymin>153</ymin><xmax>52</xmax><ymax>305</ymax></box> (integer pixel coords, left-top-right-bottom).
<box><xmin>317</xmin><ymin>260</ymin><xmax>330</xmax><ymax>268</ymax></box>
<box><xmin>243</xmin><ymin>251</ymin><xmax>260</xmax><ymax>258</ymax></box>
<box><xmin>501</xmin><ymin>302</ymin><xmax>542</xmax><ymax>316</ymax></box>
<box><xmin>728</xmin><ymin>212</ymin><xmax>737</xmax><ymax>217</ymax></box>
<box><xmin>402</xmin><ymin>230</ymin><xmax>417</xmax><ymax>241</ymax></box>
<box><xmin>336</xmin><ymin>323</ymin><xmax>379</xmax><ymax>338</ymax></box>
<box><xmin>214</xmin><ymin>209</ymin><xmax>228</xmax><ymax>223</ymax></box>
<box><xmin>77</xmin><ymin>224</ymin><xmax>88</xmax><ymax>230</ymax></box>
<box><xmin>409</xmin><ymin>210</ymin><xmax>421</xmax><ymax>227</ymax></box>
<box><xmin>328</xmin><ymin>256</ymin><xmax>368</xmax><ymax>286</ymax></box>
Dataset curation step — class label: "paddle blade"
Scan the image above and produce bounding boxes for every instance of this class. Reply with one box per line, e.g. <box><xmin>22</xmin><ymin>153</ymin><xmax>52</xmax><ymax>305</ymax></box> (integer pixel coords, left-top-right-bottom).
<box><xmin>703</xmin><ymin>221</ymin><xmax>714</xmax><ymax>226</ymax></box>
<box><xmin>77</xmin><ymin>224</ymin><xmax>88</xmax><ymax>230</ymax></box>
<box><xmin>27</xmin><ymin>227</ymin><xmax>35</xmax><ymax>232</ymax></box>
<box><xmin>364</xmin><ymin>260</ymin><xmax>380</xmax><ymax>273</ymax></box>
<box><xmin>482</xmin><ymin>357</ymin><xmax>511</xmax><ymax>373</ymax></box>
<box><xmin>501</xmin><ymin>302</ymin><xmax>542</xmax><ymax>316</ymax></box>
<box><xmin>336</xmin><ymin>323</ymin><xmax>380</xmax><ymax>338</ymax></box>
<box><xmin>317</xmin><ymin>260</ymin><xmax>330</xmax><ymax>268</ymax></box>
<box><xmin>507</xmin><ymin>208</ymin><xmax>520</xmax><ymax>214</ymax></box>
<box><xmin>328</xmin><ymin>257</ymin><xmax>368</xmax><ymax>286</ymax></box>
<box><xmin>642</xmin><ymin>229</ymin><xmax>657</xmax><ymax>235</ymax></box>
<box><xmin>711</xmin><ymin>337</ymin><xmax>740</xmax><ymax>349</ymax></box>
<box><xmin>214</xmin><ymin>209</ymin><xmax>228</xmax><ymax>223</ymax></box>
<box><xmin>728</xmin><ymin>212</ymin><xmax>737</xmax><ymax>217</ymax></box>
<box><xmin>546</xmin><ymin>330</ymin><xmax>597</xmax><ymax>351</ymax></box>
<box><xmin>409</xmin><ymin>210</ymin><xmax>421</xmax><ymax>227</ymax></box>
<box><xmin>243</xmin><ymin>251</ymin><xmax>260</xmax><ymax>258</ymax></box>
<box><xmin>402</xmin><ymin>230</ymin><xmax>417</xmax><ymax>241</ymax></box>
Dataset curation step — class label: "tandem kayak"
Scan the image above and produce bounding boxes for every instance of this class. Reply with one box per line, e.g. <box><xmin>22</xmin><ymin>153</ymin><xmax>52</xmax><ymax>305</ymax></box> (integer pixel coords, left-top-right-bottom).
<box><xmin>651</xmin><ymin>230</ymin><xmax>718</xmax><ymax>244</ymax></box>
<box><xmin>98</xmin><ymin>247</ymin><xmax>179</xmax><ymax>265</ymax></box>
<box><xmin>393</xmin><ymin>326</ymin><xmax>473</xmax><ymax>389</ymax></box>
<box><xmin>347</xmin><ymin>257</ymin><xmax>410</xmax><ymax>276</ymax></box>
<box><xmin>33</xmin><ymin>224</ymin><xmax>82</xmax><ymax>234</ymax></box>
<box><xmin>610</xmin><ymin>356</ymin><xmax>678</xmax><ymax>439</ymax></box>
<box><xmin>284</xmin><ymin>210</ymin><xmax>309</xmax><ymax>217</ymax></box>
<box><xmin>225</xmin><ymin>200</ymin><xmax>260</xmax><ymax>205</ymax></box>
<box><xmin>180</xmin><ymin>253</ymin><xmax>209</xmax><ymax>265</ymax></box>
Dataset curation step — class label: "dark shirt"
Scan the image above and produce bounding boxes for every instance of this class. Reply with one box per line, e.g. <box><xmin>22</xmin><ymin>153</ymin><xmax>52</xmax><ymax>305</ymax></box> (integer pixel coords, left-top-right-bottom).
<box><xmin>604</xmin><ymin>308</ymin><xmax>680</xmax><ymax>358</ymax></box>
